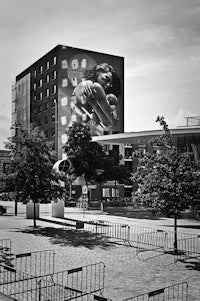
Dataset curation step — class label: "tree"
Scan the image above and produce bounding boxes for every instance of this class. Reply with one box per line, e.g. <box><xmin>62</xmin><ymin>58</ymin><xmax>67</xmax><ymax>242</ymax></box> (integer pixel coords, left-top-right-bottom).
<box><xmin>5</xmin><ymin>126</ymin><xmax>64</xmax><ymax>227</ymax></box>
<box><xmin>64</xmin><ymin>123</ymin><xmax>129</xmax><ymax>204</ymax></box>
<box><xmin>131</xmin><ymin>116</ymin><xmax>200</xmax><ymax>253</ymax></box>
<box><xmin>105</xmin><ymin>149</ymin><xmax>130</xmax><ymax>199</ymax></box>
<box><xmin>64</xmin><ymin>123</ymin><xmax>108</xmax><ymax>185</ymax></box>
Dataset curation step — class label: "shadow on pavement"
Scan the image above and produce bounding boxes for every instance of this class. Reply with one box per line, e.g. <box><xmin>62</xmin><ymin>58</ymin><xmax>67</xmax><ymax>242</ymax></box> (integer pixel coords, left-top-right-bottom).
<box><xmin>12</xmin><ymin>227</ymin><xmax>114</xmax><ymax>250</ymax></box>
<box><xmin>105</xmin><ymin>211</ymin><xmax>162</xmax><ymax>220</ymax></box>
<box><xmin>162</xmin><ymin>225</ymin><xmax>200</xmax><ymax>229</ymax></box>
<box><xmin>182</xmin><ymin>260</ymin><xmax>200</xmax><ymax>271</ymax></box>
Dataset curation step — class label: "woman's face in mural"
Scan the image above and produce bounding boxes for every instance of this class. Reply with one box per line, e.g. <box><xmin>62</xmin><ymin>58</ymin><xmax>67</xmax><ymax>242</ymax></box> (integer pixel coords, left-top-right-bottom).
<box><xmin>96</xmin><ymin>71</ymin><xmax>112</xmax><ymax>90</ymax></box>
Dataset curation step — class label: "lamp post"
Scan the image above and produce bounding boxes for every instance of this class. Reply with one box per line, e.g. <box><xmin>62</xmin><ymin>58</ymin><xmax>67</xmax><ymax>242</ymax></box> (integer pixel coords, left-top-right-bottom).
<box><xmin>10</xmin><ymin>124</ymin><xmax>22</xmax><ymax>216</ymax></box>
<box><xmin>33</xmin><ymin>175</ymin><xmax>39</xmax><ymax>228</ymax></box>
<box><xmin>96</xmin><ymin>169</ymin><xmax>104</xmax><ymax>212</ymax></box>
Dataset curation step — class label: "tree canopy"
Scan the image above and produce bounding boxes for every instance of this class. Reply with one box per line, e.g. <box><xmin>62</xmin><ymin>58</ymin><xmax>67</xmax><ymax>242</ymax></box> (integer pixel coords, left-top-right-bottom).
<box><xmin>132</xmin><ymin>116</ymin><xmax>200</xmax><ymax>216</ymax></box>
<box><xmin>131</xmin><ymin>116</ymin><xmax>200</xmax><ymax>252</ymax></box>
<box><xmin>5</xmin><ymin>126</ymin><xmax>64</xmax><ymax>203</ymax></box>
<box><xmin>63</xmin><ymin>123</ymin><xmax>129</xmax><ymax>186</ymax></box>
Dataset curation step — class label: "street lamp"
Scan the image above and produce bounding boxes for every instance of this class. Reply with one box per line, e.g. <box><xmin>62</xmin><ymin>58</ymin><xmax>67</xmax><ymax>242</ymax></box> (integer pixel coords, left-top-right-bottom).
<box><xmin>95</xmin><ymin>169</ymin><xmax>104</xmax><ymax>212</ymax></box>
<box><xmin>10</xmin><ymin>124</ymin><xmax>22</xmax><ymax>215</ymax></box>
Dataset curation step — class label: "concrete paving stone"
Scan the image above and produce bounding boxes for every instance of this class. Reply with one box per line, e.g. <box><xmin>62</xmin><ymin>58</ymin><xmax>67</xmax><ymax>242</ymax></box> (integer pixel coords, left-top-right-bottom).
<box><xmin>0</xmin><ymin>202</ymin><xmax>200</xmax><ymax>300</ymax></box>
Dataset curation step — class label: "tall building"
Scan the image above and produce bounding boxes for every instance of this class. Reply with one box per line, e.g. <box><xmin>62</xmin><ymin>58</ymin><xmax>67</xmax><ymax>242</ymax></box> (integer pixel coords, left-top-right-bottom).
<box><xmin>12</xmin><ymin>45</ymin><xmax>124</xmax><ymax>159</ymax></box>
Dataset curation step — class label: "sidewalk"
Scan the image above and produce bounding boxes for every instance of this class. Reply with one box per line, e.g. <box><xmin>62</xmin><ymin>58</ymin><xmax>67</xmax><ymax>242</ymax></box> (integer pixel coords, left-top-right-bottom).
<box><xmin>0</xmin><ymin>203</ymin><xmax>200</xmax><ymax>300</ymax></box>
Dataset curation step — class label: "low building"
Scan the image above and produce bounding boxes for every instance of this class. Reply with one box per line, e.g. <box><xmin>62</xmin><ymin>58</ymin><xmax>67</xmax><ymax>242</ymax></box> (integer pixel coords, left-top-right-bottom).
<box><xmin>93</xmin><ymin>125</ymin><xmax>200</xmax><ymax>195</ymax></box>
<box><xmin>0</xmin><ymin>150</ymin><xmax>12</xmax><ymax>192</ymax></box>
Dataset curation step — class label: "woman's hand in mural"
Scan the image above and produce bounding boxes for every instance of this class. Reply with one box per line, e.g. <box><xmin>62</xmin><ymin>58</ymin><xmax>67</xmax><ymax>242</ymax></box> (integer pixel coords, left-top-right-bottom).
<box><xmin>82</xmin><ymin>83</ymin><xmax>97</xmax><ymax>102</ymax></box>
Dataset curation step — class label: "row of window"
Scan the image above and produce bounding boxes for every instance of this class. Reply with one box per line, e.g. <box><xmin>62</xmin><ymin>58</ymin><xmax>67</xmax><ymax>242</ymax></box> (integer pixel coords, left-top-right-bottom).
<box><xmin>33</xmin><ymin>100</ymin><xmax>55</xmax><ymax>114</ymax></box>
<box><xmin>36</xmin><ymin>114</ymin><xmax>55</xmax><ymax>126</ymax></box>
<box><xmin>44</xmin><ymin>128</ymin><xmax>55</xmax><ymax>139</ymax></box>
<box><xmin>33</xmin><ymin>57</ymin><xmax>57</xmax><ymax>77</ymax></box>
<box><xmin>33</xmin><ymin>71</ymin><xmax>57</xmax><ymax>90</ymax></box>
<box><xmin>33</xmin><ymin>85</ymin><xmax>57</xmax><ymax>101</ymax></box>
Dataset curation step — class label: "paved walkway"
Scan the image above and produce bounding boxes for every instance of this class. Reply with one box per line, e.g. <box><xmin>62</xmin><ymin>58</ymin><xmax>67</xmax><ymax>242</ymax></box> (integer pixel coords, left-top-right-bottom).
<box><xmin>0</xmin><ymin>202</ymin><xmax>200</xmax><ymax>300</ymax></box>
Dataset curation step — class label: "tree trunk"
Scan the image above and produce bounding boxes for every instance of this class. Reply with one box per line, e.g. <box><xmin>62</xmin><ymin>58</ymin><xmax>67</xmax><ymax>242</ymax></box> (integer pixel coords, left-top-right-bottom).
<box><xmin>114</xmin><ymin>180</ymin><xmax>117</xmax><ymax>201</ymax></box>
<box><xmin>14</xmin><ymin>192</ymin><xmax>19</xmax><ymax>216</ymax></box>
<box><xmin>99</xmin><ymin>181</ymin><xmax>103</xmax><ymax>212</ymax></box>
<box><xmin>174</xmin><ymin>213</ymin><xmax>178</xmax><ymax>254</ymax></box>
<box><xmin>33</xmin><ymin>196</ymin><xmax>37</xmax><ymax>228</ymax></box>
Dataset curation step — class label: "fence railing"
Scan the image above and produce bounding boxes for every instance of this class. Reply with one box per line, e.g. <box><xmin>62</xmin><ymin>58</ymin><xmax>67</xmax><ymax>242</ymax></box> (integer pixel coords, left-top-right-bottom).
<box><xmin>78</xmin><ymin>220</ymin><xmax>200</xmax><ymax>260</ymax></box>
<box><xmin>0</xmin><ymin>239</ymin><xmax>12</xmax><ymax>268</ymax></box>
<box><xmin>13</xmin><ymin>249</ymin><xmax>55</xmax><ymax>277</ymax></box>
<box><xmin>0</xmin><ymin>261</ymin><xmax>105</xmax><ymax>301</ymax></box>
<box><xmin>123</xmin><ymin>282</ymin><xmax>188</xmax><ymax>301</ymax></box>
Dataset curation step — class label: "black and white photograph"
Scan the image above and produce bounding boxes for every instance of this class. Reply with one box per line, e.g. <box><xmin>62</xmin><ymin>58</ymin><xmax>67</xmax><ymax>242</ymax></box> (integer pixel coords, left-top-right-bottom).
<box><xmin>0</xmin><ymin>1</ymin><xmax>200</xmax><ymax>300</ymax></box>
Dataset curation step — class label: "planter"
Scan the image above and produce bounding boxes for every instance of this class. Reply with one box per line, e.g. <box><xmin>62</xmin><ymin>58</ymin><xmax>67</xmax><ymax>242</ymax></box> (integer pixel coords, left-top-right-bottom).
<box><xmin>51</xmin><ymin>198</ymin><xmax>64</xmax><ymax>218</ymax></box>
<box><xmin>26</xmin><ymin>201</ymin><xmax>40</xmax><ymax>219</ymax></box>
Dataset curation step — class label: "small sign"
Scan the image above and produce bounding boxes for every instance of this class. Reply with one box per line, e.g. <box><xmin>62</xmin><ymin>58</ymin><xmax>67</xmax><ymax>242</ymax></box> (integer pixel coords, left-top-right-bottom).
<box><xmin>88</xmin><ymin>185</ymin><xmax>97</xmax><ymax>189</ymax></box>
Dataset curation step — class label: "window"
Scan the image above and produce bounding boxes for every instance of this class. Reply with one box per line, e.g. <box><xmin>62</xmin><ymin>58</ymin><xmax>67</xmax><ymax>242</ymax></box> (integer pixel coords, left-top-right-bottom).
<box><xmin>52</xmin><ymin>85</ymin><xmax>57</xmax><ymax>94</ymax></box>
<box><xmin>81</xmin><ymin>58</ymin><xmax>87</xmax><ymax>68</ymax></box>
<box><xmin>53</xmin><ymin>56</ymin><xmax>57</xmax><ymax>65</ymax></box>
<box><xmin>51</xmin><ymin>114</ymin><xmax>55</xmax><ymax>122</ymax></box>
<box><xmin>61</xmin><ymin>96</ymin><xmax>68</xmax><ymax>106</ymax></box>
<box><xmin>61</xmin><ymin>116</ymin><xmax>67</xmax><ymax>125</ymax></box>
<box><xmin>39</xmin><ymin>92</ymin><xmax>43</xmax><ymax>101</ymax></box>
<box><xmin>51</xmin><ymin>128</ymin><xmax>55</xmax><ymax>137</ymax></box>
<box><xmin>39</xmin><ymin>66</ymin><xmax>43</xmax><ymax>74</ymax></box>
<box><xmin>61</xmin><ymin>59</ymin><xmax>68</xmax><ymax>69</ymax></box>
<box><xmin>52</xmin><ymin>99</ymin><xmax>56</xmax><ymax>107</ymax></box>
<box><xmin>33</xmin><ymin>83</ymin><xmax>36</xmax><ymax>91</ymax></box>
<box><xmin>39</xmin><ymin>79</ymin><xmax>43</xmax><ymax>88</ymax></box>
<box><xmin>62</xmin><ymin>79</ymin><xmax>68</xmax><ymax>87</ymax></box>
<box><xmin>71</xmin><ymin>59</ymin><xmax>78</xmax><ymax>69</ymax></box>
<box><xmin>52</xmin><ymin>70</ymin><xmax>57</xmax><ymax>80</ymax></box>
<box><xmin>45</xmin><ymin>61</ymin><xmax>50</xmax><ymax>70</ymax></box>
<box><xmin>33</xmin><ymin>70</ymin><xmax>37</xmax><ymax>77</ymax></box>
<box><xmin>45</xmin><ymin>130</ymin><xmax>48</xmax><ymax>138</ymax></box>
<box><xmin>45</xmin><ymin>88</ymin><xmax>50</xmax><ymax>98</ymax></box>
<box><xmin>45</xmin><ymin>75</ymin><xmax>50</xmax><ymax>84</ymax></box>
<box><xmin>44</xmin><ymin>102</ymin><xmax>49</xmax><ymax>111</ymax></box>
<box><xmin>38</xmin><ymin>105</ymin><xmax>42</xmax><ymax>113</ymax></box>
<box><xmin>71</xmin><ymin>77</ymin><xmax>78</xmax><ymax>87</ymax></box>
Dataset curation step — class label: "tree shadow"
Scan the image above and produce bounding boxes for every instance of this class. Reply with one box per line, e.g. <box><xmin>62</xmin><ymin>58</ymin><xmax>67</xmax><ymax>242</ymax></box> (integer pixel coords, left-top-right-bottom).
<box><xmin>163</xmin><ymin>225</ymin><xmax>200</xmax><ymax>229</ymax></box>
<box><xmin>12</xmin><ymin>227</ymin><xmax>115</xmax><ymax>250</ymax></box>
<box><xmin>181</xmin><ymin>260</ymin><xmax>200</xmax><ymax>271</ymax></box>
<box><xmin>105</xmin><ymin>210</ymin><xmax>162</xmax><ymax>220</ymax></box>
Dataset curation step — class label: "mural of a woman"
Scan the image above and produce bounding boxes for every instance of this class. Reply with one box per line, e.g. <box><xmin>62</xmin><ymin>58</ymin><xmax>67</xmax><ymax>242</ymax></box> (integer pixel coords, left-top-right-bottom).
<box><xmin>70</xmin><ymin>63</ymin><xmax>121</xmax><ymax>135</ymax></box>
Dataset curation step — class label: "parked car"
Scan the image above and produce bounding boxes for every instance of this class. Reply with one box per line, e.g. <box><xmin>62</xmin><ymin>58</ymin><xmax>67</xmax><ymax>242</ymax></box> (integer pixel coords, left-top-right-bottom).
<box><xmin>0</xmin><ymin>205</ymin><xmax>6</xmax><ymax>215</ymax></box>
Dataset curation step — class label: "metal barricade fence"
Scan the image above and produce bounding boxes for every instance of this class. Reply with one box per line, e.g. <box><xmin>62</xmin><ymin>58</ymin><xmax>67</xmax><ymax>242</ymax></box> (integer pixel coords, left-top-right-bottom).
<box><xmin>83</xmin><ymin>220</ymin><xmax>200</xmax><ymax>260</ymax></box>
<box><xmin>177</xmin><ymin>235</ymin><xmax>200</xmax><ymax>260</ymax></box>
<box><xmin>0</xmin><ymin>262</ymin><xmax>105</xmax><ymax>301</ymax></box>
<box><xmin>84</xmin><ymin>222</ymin><xmax>168</xmax><ymax>253</ymax></box>
<box><xmin>162</xmin><ymin>230</ymin><xmax>200</xmax><ymax>260</ymax></box>
<box><xmin>13</xmin><ymin>249</ymin><xmax>55</xmax><ymax>277</ymax></box>
<box><xmin>135</xmin><ymin>230</ymin><xmax>167</xmax><ymax>255</ymax></box>
<box><xmin>0</xmin><ymin>239</ymin><xmax>12</xmax><ymax>268</ymax></box>
<box><xmin>123</xmin><ymin>282</ymin><xmax>188</xmax><ymax>301</ymax></box>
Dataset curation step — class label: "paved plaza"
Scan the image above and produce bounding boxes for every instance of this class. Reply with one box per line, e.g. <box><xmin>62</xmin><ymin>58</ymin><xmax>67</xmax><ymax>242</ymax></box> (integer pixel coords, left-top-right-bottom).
<box><xmin>0</xmin><ymin>202</ymin><xmax>200</xmax><ymax>300</ymax></box>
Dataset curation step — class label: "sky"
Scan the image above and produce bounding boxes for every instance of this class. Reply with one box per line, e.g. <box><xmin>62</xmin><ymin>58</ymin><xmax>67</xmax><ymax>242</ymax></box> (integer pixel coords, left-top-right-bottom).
<box><xmin>0</xmin><ymin>0</ymin><xmax>200</xmax><ymax>149</ymax></box>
